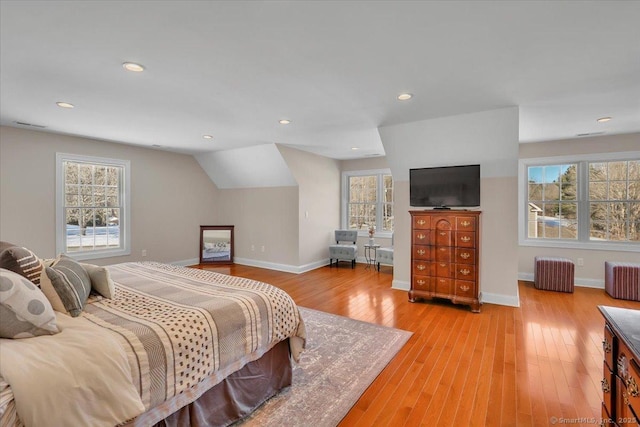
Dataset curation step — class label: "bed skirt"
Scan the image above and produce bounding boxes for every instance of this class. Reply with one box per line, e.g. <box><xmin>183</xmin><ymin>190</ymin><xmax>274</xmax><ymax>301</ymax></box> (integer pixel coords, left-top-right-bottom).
<box><xmin>152</xmin><ymin>339</ymin><xmax>292</xmax><ymax>427</ymax></box>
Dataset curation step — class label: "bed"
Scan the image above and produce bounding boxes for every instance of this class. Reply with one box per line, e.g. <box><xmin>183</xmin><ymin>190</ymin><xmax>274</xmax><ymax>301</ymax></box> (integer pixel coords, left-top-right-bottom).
<box><xmin>0</xmin><ymin>252</ymin><xmax>306</xmax><ymax>427</ymax></box>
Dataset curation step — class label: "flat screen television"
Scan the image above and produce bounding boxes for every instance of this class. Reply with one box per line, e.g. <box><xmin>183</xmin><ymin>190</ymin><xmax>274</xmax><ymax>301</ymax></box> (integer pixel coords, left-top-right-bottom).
<box><xmin>410</xmin><ymin>164</ymin><xmax>480</xmax><ymax>208</ymax></box>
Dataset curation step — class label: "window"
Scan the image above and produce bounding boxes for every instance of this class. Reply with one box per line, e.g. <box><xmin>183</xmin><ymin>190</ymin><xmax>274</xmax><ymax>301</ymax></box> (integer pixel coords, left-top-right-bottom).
<box><xmin>342</xmin><ymin>169</ymin><xmax>393</xmax><ymax>236</ymax></box>
<box><xmin>56</xmin><ymin>153</ymin><xmax>130</xmax><ymax>260</ymax></box>
<box><xmin>519</xmin><ymin>152</ymin><xmax>639</xmax><ymax>251</ymax></box>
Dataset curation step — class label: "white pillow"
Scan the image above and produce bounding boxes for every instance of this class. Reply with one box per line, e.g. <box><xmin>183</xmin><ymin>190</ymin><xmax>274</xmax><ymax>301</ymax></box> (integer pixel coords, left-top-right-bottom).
<box><xmin>80</xmin><ymin>263</ymin><xmax>114</xmax><ymax>299</ymax></box>
<box><xmin>0</xmin><ymin>268</ymin><xmax>59</xmax><ymax>338</ymax></box>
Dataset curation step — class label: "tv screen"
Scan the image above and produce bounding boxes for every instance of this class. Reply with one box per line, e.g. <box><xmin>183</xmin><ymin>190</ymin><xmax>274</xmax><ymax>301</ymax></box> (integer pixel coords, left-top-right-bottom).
<box><xmin>410</xmin><ymin>164</ymin><xmax>480</xmax><ymax>208</ymax></box>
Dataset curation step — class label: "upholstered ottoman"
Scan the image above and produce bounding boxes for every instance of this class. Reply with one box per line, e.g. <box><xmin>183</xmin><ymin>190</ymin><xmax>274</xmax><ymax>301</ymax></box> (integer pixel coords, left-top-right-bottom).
<box><xmin>534</xmin><ymin>256</ymin><xmax>575</xmax><ymax>293</ymax></box>
<box><xmin>605</xmin><ymin>262</ymin><xmax>640</xmax><ymax>301</ymax></box>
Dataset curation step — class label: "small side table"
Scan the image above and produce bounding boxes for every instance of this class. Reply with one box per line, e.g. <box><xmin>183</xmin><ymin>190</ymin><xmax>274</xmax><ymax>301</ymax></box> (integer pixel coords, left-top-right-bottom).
<box><xmin>364</xmin><ymin>244</ymin><xmax>380</xmax><ymax>270</ymax></box>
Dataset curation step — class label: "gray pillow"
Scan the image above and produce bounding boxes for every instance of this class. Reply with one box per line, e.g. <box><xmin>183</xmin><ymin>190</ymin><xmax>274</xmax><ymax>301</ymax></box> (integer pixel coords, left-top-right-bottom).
<box><xmin>40</xmin><ymin>255</ymin><xmax>91</xmax><ymax>317</ymax></box>
<box><xmin>0</xmin><ymin>268</ymin><xmax>59</xmax><ymax>338</ymax></box>
<box><xmin>0</xmin><ymin>245</ymin><xmax>43</xmax><ymax>286</ymax></box>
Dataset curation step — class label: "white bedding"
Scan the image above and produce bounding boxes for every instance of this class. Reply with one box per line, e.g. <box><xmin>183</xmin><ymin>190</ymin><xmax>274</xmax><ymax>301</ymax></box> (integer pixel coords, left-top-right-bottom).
<box><xmin>0</xmin><ymin>313</ymin><xmax>144</xmax><ymax>427</ymax></box>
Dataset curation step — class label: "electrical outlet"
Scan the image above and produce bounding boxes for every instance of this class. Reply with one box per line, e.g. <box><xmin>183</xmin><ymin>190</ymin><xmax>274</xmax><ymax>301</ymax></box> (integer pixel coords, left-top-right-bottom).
<box><xmin>577</xmin><ymin>258</ymin><xmax>584</xmax><ymax>266</ymax></box>
<box><xmin>141</xmin><ymin>249</ymin><xmax>147</xmax><ymax>257</ymax></box>
<box><xmin>261</xmin><ymin>245</ymin><xmax>265</xmax><ymax>252</ymax></box>
<box><xmin>251</xmin><ymin>245</ymin><xmax>255</xmax><ymax>251</ymax></box>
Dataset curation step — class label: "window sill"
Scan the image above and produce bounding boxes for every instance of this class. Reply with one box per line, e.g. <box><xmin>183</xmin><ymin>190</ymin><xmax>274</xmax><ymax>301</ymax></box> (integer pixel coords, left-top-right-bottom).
<box><xmin>519</xmin><ymin>239</ymin><xmax>639</xmax><ymax>253</ymax></box>
<box><xmin>64</xmin><ymin>248</ymin><xmax>131</xmax><ymax>261</ymax></box>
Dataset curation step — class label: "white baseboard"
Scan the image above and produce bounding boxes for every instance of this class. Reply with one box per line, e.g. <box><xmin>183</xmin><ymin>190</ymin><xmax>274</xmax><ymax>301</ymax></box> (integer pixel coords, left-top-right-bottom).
<box><xmin>392</xmin><ymin>279</ymin><xmax>410</xmax><ymax>291</ymax></box>
<box><xmin>171</xmin><ymin>258</ymin><xmax>199</xmax><ymax>267</ymax></box>
<box><xmin>481</xmin><ymin>291</ymin><xmax>520</xmax><ymax>307</ymax></box>
<box><xmin>518</xmin><ymin>272</ymin><xmax>604</xmax><ymax>289</ymax></box>
<box><xmin>234</xmin><ymin>257</ymin><xmax>329</xmax><ymax>274</ymax></box>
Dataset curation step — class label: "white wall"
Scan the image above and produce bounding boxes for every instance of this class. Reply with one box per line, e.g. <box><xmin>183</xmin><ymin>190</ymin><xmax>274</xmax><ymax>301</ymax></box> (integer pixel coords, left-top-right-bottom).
<box><xmin>278</xmin><ymin>145</ymin><xmax>341</xmax><ymax>268</ymax></box>
<box><xmin>217</xmin><ymin>186</ymin><xmax>300</xmax><ymax>269</ymax></box>
<box><xmin>518</xmin><ymin>133</ymin><xmax>640</xmax><ymax>287</ymax></box>
<box><xmin>0</xmin><ymin>126</ymin><xmax>219</xmax><ymax>265</ymax></box>
<box><xmin>379</xmin><ymin>107</ymin><xmax>520</xmax><ymax>307</ymax></box>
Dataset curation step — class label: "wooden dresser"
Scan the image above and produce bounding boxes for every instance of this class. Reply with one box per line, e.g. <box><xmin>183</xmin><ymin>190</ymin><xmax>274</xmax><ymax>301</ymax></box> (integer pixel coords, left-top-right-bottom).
<box><xmin>599</xmin><ymin>306</ymin><xmax>640</xmax><ymax>426</ymax></box>
<box><xmin>409</xmin><ymin>210</ymin><xmax>481</xmax><ymax>313</ymax></box>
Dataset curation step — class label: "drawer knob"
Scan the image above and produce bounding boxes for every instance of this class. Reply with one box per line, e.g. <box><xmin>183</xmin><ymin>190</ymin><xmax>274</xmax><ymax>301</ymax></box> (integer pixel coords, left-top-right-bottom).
<box><xmin>601</xmin><ymin>377</ymin><xmax>610</xmax><ymax>393</ymax></box>
<box><xmin>460</xmin><ymin>268</ymin><xmax>470</xmax><ymax>275</ymax></box>
<box><xmin>417</xmin><ymin>219</ymin><xmax>426</xmax><ymax>225</ymax></box>
<box><xmin>460</xmin><ymin>252</ymin><xmax>470</xmax><ymax>259</ymax></box>
<box><xmin>440</xmin><ymin>263</ymin><xmax>446</xmax><ymax>267</ymax></box>
<box><xmin>461</xmin><ymin>220</ymin><xmax>471</xmax><ymax>227</ymax></box>
<box><xmin>440</xmin><ymin>248</ymin><xmax>446</xmax><ymax>252</ymax></box>
<box><xmin>439</xmin><ymin>279</ymin><xmax>446</xmax><ymax>283</ymax></box>
<box><xmin>460</xmin><ymin>285</ymin><xmax>470</xmax><ymax>292</ymax></box>
<box><xmin>417</xmin><ymin>265</ymin><xmax>426</xmax><ymax>271</ymax></box>
<box><xmin>417</xmin><ymin>279</ymin><xmax>425</xmax><ymax>285</ymax></box>
<box><xmin>439</xmin><ymin>231</ymin><xmax>446</xmax><ymax>236</ymax></box>
<box><xmin>417</xmin><ymin>233</ymin><xmax>426</xmax><ymax>240</ymax></box>
<box><xmin>602</xmin><ymin>339</ymin><xmax>611</xmax><ymax>353</ymax></box>
<box><xmin>417</xmin><ymin>249</ymin><xmax>425</xmax><ymax>255</ymax></box>
<box><xmin>460</xmin><ymin>236</ymin><xmax>471</xmax><ymax>242</ymax></box>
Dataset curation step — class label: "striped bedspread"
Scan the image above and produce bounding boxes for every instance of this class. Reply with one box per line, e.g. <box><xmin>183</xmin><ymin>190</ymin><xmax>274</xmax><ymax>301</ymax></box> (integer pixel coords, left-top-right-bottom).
<box><xmin>84</xmin><ymin>262</ymin><xmax>306</xmax><ymax>413</ymax></box>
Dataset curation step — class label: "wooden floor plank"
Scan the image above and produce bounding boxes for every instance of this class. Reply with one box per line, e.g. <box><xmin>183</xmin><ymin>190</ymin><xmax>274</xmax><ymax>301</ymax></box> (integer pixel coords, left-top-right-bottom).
<box><xmin>193</xmin><ymin>263</ymin><xmax>640</xmax><ymax>426</ymax></box>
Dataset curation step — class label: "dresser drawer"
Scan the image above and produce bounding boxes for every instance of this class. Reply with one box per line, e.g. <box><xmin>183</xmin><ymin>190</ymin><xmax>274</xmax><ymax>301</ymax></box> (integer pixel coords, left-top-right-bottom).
<box><xmin>413</xmin><ymin>245</ymin><xmax>432</xmax><ymax>260</ymax></box>
<box><xmin>435</xmin><ymin>246</ymin><xmax>454</xmax><ymax>262</ymax></box>
<box><xmin>604</xmin><ymin>324</ymin><xmax>615</xmax><ymax>371</ymax></box>
<box><xmin>626</xmin><ymin>353</ymin><xmax>640</xmax><ymax>419</ymax></box>
<box><xmin>456</xmin><ymin>265</ymin><xmax>476</xmax><ymax>280</ymax></box>
<box><xmin>435</xmin><ymin>229</ymin><xmax>453</xmax><ymax>246</ymax></box>
<box><xmin>413</xmin><ymin>261</ymin><xmax>434</xmax><ymax>276</ymax></box>
<box><xmin>456</xmin><ymin>231</ymin><xmax>476</xmax><ymax>248</ymax></box>
<box><xmin>602</xmin><ymin>361</ymin><xmax>614</xmax><ymax>417</ymax></box>
<box><xmin>454</xmin><ymin>280</ymin><xmax>475</xmax><ymax>298</ymax></box>
<box><xmin>412</xmin><ymin>216</ymin><xmax>431</xmax><ymax>229</ymax></box>
<box><xmin>434</xmin><ymin>262</ymin><xmax>455</xmax><ymax>278</ymax></box>
<box><xmin>456</xmin><ymin>216</ymin><xmax>477</xmax><ymax>231</ymax></box>
<box><xmin>455</xmin><ymin>248</ymin><xmax>476</xmax><ymax>265</ymax></box>
<box><xmin>413</xmin><ymin>275</ymin><xmax>432</xmax><ymax>292</ymax></box>
<box><xmin>413</xmin><ymin>230</ymin><xmax>431</xmax><ymax>245</ymax></box>
<box><xmin>433</xmin><ymin>277</ymin><xmax>452</xmax><ymax>296</ymax></box>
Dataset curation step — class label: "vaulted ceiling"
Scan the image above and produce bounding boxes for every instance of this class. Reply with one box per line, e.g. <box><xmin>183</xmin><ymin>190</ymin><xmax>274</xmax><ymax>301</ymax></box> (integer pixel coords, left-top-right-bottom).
<box><xmin>1</xmin><ymin>1</ymin><xmax>639</xmax><ymax>159</ymax></box>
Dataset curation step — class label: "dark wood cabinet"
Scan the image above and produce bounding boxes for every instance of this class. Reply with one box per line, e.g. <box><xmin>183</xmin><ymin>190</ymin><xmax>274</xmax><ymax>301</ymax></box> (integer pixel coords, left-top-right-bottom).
<box><xmin>409</xmin><ymin>210</ymin><xmax>481</xmax><ymax>313</ymax></box>
<box><xmin>599</xmin><ymin>306</ymin><xmax>640</xmax><ymax>426</ymax></box>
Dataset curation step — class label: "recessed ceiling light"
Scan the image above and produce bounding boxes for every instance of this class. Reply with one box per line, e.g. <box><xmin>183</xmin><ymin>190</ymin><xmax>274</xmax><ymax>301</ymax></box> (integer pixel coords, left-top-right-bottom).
<box><xmin>122</xmin><ymin>62</ymin><xmax>145</xmax><ymax>72</ymax></box>
<box><xmin>203</xmin><ymin>135</ymin><xmax>213</xmax><ymax>139</ymax></box>
<box><xmin>279</xmin><ymin>119</ymin><xmax>291</xmax><ymax>125</ymax></box>
<box><xmin>397</xmin><ymin>93</ymin><xmax>413</xmax><ymax>101</ymax></box>
<box><xmin>596</xmin><ymin>117</ymin><xmax>612</xmax><ymax>123</ymax></box>
<box><xmin>56</xmin><ymin>102</ymin><xmax>74</xmax><ymax>108</ymax></box>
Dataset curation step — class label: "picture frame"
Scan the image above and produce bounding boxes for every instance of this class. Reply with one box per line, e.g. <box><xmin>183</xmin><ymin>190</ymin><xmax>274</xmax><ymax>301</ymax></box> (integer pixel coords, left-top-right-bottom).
<box><xmin>199</xmin><ymin>225</ymin><xmax>234</xmax><ymax>264</ymax></box>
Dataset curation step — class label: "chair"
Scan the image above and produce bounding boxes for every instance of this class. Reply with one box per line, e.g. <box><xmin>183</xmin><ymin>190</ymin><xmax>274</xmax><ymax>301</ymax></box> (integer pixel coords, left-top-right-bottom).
<box><xmin>376</xmin><ymin>233</ymin><xmax>394</xmax><ymax>271</ymax></box>
<box><xmin>329</xmin><ymin>230</ymin><xmax>358</xmax><ymax>268</ymax></box>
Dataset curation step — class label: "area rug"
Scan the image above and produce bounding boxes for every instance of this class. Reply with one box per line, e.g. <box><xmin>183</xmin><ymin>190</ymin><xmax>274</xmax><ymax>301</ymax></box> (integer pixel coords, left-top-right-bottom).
<box><xmin>236</xmin><ymin>307</ymin><xmax>412</xmax><ymax>427</ymax></box>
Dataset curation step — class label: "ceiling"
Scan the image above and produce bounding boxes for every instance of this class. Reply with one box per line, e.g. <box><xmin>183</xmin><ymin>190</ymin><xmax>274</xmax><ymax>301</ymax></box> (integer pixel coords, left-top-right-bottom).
<box><xmin>1</xmin><ymin>1</ymin><xmax>639</xmax><ymax>160</ymax></box>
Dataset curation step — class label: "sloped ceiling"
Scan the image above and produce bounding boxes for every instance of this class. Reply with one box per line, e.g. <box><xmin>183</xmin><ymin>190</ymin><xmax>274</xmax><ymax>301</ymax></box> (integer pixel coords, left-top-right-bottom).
<box><xmin>195</xmin><ymin>144</ymin><xmax>296</xmax><ymax>189</ymax></box>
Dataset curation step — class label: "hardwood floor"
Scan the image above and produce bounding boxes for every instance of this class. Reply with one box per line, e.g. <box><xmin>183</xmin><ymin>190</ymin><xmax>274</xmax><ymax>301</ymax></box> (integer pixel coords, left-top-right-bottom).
<box><xmin>194</xmin><ymin>262</ymin><xmax>640</xmax><ymax>426</ymax></box>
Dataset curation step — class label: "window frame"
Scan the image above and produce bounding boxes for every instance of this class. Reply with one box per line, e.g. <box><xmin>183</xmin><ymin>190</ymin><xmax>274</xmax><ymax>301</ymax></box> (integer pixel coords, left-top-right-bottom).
<box><xmin>56</xmin><ymin>153</ymin><xmax>131</xmax><ymax>260</ymax></box>
<box><xmin>518</xmin><ymin>151</ymin><xmax>640</xmax><ymax>252</ymax></box>
<box><xmin>341</xmin><ymin>168</ymin><xmax>394</xmax><ymax>238</ymax></box>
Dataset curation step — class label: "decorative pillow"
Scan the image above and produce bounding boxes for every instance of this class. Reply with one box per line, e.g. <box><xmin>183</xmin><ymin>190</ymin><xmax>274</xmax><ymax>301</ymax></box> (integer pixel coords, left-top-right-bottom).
<box><xmin>0</xmin><ymin>268</ymin><xmax>59</xmax><ymax>338</ymax></box>
<box><xmin>81</xmin><ymin>263</ymin><xmax>114</xmax><ymax>299</ymax></box>
<box><xmin>0</xmin><ymin>245</ymin><xmax>43</xmax><ymax>286</ymax></box>
<box><xmin>40</xmin><ymin>255</ymin><xmax>91</xmax><ymax>317</ymax></box>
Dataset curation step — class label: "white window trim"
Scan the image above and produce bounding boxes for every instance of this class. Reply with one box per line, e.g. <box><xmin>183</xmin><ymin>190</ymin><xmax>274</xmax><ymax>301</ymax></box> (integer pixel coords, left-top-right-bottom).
<box><xmin>341</xmin><ymin>168</ymin><xmax>393</xmax><ymax>238</ymax></box>
<box><xmin>518</xmin><ymin>150</ymin><xmax>640</xmax><ymax>253</ymax></box>
<box><xmin>56</xmin><ymin>153</ymin><xmax>131</xmax><ymax>260</ymax></box>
